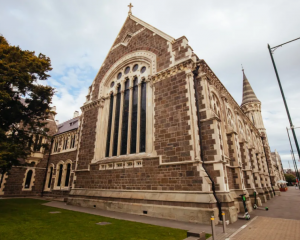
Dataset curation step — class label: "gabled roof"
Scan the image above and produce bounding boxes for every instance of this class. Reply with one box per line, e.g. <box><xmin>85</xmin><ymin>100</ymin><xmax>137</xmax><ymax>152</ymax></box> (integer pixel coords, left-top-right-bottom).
<box><xmin>93</xmin><ymin>14</ymin><xmax>176</xmax><ymax>82</ymax></box>
<box><xmin>55</xmin><ymin>117</ymin><xmax>79</xmax><ymax>135</ymax></box>
<box><xmin>129</xmin><ymin>14</ymin><xmax>175</xmax><ymax>42</ymax></box>
<box><xmin>241</xmin><ymin>69</ymin><xmax>260</xmax><ymax>106</ymax></box>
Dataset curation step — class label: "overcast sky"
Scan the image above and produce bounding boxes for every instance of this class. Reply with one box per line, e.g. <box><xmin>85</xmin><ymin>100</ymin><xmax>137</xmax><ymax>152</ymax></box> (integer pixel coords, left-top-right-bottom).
<box><xmin>1</xmin><ymin>0</ymin><xmax>300</xmax><ymax>170</ymax></box>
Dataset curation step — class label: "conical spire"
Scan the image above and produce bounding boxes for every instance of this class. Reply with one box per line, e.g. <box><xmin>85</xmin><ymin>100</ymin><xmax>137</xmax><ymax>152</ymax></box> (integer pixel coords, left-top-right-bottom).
<box><xmin>241</xmin><ymin>69</ymin><xmax>260</xmax><ymax>106</ymax></box>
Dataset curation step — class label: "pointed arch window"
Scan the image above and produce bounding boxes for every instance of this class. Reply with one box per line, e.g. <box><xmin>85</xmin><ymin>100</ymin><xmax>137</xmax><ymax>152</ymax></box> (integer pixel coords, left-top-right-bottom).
<box><xmin>64</xmin><ymin>163</ymin><xmax>71</xmax><ymax>187</ymax></box>
<box><xmin>106</xmin><ymin>93</ymin><xmax>114</xmax><ymax>157</ymax></box>
<box><xmin>140</xmin><ymin>80</ymin><xmax>146</xmax><ymax>152</ymax></box>
<box><xmin>121</xmin><ymin>79</ymin><xmax>130</xmax><ymax>155</ymax></box>
<box><xmin>47</xmin><ymin>167</ymin><xmax>53</xmax><ymax>189</ymax></box>
<box><xmin>25</xmin><ymin>170</ymin><xmax>33</xmax><ymax>189</ymax></box>
<box><xmin>130</xmin><ymin>77</ymin><xmax>138</xmax><ymax>154</ymax></box>
<box><xmin>113</xmin><ymin>85</ymin><xmax>121</xmax><ymax>156</ymax></box>
<box><xmin>57</xmin><ymin>164</ymin><xmax>63</xmax><ymax>187</ymax></box>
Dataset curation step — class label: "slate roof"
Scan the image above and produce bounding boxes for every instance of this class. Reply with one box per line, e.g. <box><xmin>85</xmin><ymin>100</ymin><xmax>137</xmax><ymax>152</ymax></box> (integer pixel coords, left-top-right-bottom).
<box><xmin>241</xmin><ymin>69</ymin><xmax>260</xmax><ymax>106</ymax></box>
<box><xmin>55</xmin><ymin>117</ymin><xmax>79</xmax><ymax>135</ymax></box>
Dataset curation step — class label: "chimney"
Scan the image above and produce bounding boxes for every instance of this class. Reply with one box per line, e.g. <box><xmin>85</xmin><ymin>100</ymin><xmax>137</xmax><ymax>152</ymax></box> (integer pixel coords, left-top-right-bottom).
<box><xmin>73</xmin><ymin>111</ymin><xmax>79</xmax><ymax>118</ymax></box>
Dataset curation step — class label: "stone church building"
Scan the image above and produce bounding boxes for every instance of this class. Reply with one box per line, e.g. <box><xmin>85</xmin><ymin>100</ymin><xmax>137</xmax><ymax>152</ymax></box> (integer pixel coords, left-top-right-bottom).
<box><xmin>1</xmin><ymin>11</ymin><xmax>285</xmax><ymax>224</ymax></box>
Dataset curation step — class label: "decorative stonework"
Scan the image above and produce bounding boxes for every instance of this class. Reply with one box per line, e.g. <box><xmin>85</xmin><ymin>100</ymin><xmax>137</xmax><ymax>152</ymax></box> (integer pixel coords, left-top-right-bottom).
<box><xmin>98</xmin><ymin>50</ymin><xmax>157</xmax><ymax>99</ymax></box>
<box><xmin>81</xmin><ymin>98</ymin><xmax>105</xmax><ymax>112</ymax></box>
<box><xmin>150</xmin><ymin>58</ymin><xmax>195</xmax><ymax>83</ymax></box>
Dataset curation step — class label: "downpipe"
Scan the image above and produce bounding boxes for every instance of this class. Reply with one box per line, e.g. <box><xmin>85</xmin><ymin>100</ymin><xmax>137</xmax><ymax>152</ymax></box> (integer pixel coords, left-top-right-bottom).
<box><xmin>192</xmin><ymin>65</ymin><xmax>223</xmax><ymax>221</ymax></box>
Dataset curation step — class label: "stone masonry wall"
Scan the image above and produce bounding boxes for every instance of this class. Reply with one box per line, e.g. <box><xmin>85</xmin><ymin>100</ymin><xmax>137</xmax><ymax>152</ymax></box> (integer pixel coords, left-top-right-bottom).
<box><xmin>154</xmin><ymin>71</ymin><xmax>193</xmax><ymax>163</ymax></box>
<box><xmin>75</xmin><ymin>158</ymin><xmax>203</xmax><ymax>191</ymax></box>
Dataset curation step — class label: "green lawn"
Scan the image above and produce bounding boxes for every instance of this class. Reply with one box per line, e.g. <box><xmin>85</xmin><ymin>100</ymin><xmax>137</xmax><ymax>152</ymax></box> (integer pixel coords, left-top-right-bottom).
<box><xmin>0</xmin><ymin>198</ymin><xmax>189</xmax><ymax>240</ymax></box>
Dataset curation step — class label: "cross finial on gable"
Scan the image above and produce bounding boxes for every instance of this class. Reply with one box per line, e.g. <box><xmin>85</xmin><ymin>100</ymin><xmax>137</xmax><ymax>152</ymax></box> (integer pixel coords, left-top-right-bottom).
<box><xmin>128</xmin><ymin>3</ymin><xmax>133</xmax><ymax>15</ymax></box>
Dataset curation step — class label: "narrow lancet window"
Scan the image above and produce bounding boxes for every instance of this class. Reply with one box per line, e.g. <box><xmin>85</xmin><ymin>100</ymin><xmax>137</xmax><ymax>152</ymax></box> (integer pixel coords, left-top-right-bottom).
<box><xmin>121</xmin><ymin>79</ymin><xmax>130</xmax><ymax>155</ymax></box>
<box><xmin>25</xmin><ymin>170</ymin><xmax>33</xmax><ymax>189</ymax></box>
<box><xmin>57</xmin><ymin>164</ymin><xmax>63</xmax><ymax>187</ymax></box>
<box><xmin>140</xmin><ymin>80</ymin><xmax>146</xmax><ymax>152</ymax></box>
<box><xmin>48</xmin><ymin>167</ymin><xmax>53</xmax><ymax>188</ymax></box>
<box><xmin>113</xmin><ymin>85</ymin><xmax>121</xmax><ymax>156</ymax></box>
<box><xmin>105</xmin><ymin>93</ymin><xmax>114</xmax><ymax>157</ymax></box>
<box><xmin>64</xmin><ymin>163</ymin><xmax>71</xmax><ymax>187</ymax></box>
<box><xmin>130</xmin><ymin>77</ymin><xmax>138</xmax><ymax>154</ymax></box>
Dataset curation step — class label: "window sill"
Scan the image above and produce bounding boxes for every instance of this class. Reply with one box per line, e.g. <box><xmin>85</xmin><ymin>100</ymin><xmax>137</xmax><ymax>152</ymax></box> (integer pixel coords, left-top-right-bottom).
<box><xmin>51</xmin><ymin>148</ymin><xmax>77</xmax><ymax>155</ymax></box>
<box><xmin>93</xmin><ymin>153</ymin><xmax>157</xmax><ymax>164</ymax></box>
<box><xmin>53</xmin><ymin>187</ymin><xmax>70</xmax><ymax>191</ymax></box>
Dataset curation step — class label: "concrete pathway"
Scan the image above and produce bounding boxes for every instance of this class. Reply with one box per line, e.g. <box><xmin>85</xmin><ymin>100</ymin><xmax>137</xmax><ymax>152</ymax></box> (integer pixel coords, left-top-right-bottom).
<box><xmin>228</xmin><ymin>216</ymin><xmax>300</xmax><ymax>240</ymax></box>
<box><xmin>224</xmin><ymin>187</ymin><xmax>300</xmax><ymax>240</ymax></box>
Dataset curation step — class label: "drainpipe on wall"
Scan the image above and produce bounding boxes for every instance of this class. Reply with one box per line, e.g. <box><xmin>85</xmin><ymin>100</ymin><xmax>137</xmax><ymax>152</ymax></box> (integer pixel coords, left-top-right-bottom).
<box><xmin>193</xmin><ymin>64</ymin><xmax>223</xmax><ymax>221</ymax></box>
<box><xmin>41</xmin><ymin>137</ymin><xmax>54</xmax><ymax>197</ymax></box>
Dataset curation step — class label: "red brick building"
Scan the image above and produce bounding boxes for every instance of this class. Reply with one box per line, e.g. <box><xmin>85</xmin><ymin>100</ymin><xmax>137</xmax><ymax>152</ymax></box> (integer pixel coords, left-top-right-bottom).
<box><xmin>0</xmin><ymin>13</ymin><xmax>283</xmax><ymax>224</ymax></box>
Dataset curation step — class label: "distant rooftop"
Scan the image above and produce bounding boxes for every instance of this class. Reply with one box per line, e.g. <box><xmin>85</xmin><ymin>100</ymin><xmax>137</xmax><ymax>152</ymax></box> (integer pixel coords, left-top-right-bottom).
<box><xmin>55</xmin><ymin>117</ymin><xmax>79</xmax><ymax>135</ymax></box>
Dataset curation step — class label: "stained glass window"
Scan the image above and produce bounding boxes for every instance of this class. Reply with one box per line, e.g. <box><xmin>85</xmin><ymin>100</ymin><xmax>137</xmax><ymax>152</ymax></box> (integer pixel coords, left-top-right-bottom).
<box><xmin>140</xmin><ymin>80</ymin><xmax>146</xmax><ymax>152</ymax></box>
<box><xmin>113</xmin><ymin>85</ymin><xmax>121</xmax><ymax>156</ymax></box>
<box><xmin>105</xmin><ymin>93</ymin><xmax>114</xmax><ymax>157</ymax></box>
<box><xmin>121</xmin><ymin>80</ymin><xmax>130</xmax><ymax>155</ymax></box>
<box><xmin>130</xmin><ymin>77</ymin><xmax>138</xmax><ymax>154</ymax></box>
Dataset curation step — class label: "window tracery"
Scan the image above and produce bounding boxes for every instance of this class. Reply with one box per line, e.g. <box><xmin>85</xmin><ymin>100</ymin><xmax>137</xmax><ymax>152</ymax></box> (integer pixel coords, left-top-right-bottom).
<box><xmin>105</xmin><ymin>63</ymin><xmax>148</xmax><ymax>157</ymax></box>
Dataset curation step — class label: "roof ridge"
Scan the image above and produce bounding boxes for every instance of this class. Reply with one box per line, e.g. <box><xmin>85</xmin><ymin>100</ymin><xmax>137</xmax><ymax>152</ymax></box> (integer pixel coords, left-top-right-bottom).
<box><xmin>129</xmin><ymin>14</ymin><xmax>175</xmax><ymax>42</ymax></box>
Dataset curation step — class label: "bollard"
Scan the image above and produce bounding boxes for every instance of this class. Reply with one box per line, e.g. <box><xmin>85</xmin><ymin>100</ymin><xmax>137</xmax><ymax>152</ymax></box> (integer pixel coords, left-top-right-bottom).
<box><xmin>222</xmin><ymin>211</ymin><xmax>226</xmax><ymax>233</ymax></box>
<box><xmin>211</xmin><ymin>215</ymin><xmax>215</xmax><ymax>240</ymax></box>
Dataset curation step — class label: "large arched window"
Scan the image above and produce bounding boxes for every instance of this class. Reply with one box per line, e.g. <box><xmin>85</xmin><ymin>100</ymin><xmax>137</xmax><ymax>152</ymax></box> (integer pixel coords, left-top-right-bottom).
<box><xmin>105</xmin><ymin>65</ymin><xmax>148</xmax><ymax>157</ymax></box>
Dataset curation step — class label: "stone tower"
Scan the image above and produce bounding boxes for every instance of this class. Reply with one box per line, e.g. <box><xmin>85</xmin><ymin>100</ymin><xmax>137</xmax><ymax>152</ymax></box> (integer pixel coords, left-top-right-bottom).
<box><xmin>240</xmin><ymin>70</ymin><xmax>264</xmax><ymax>131</ymax></box>
<box><xmin>240</xmin><ymin>69</ymin><xmax>278</xmax><ymax>196</ymax></box>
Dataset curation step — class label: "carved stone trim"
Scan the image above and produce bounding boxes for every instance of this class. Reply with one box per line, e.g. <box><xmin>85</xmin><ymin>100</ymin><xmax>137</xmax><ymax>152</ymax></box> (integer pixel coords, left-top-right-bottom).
<box><xmin>81</xmin><ymin>98</ymin><xmax>105</xmax><ymax>112</ymax></box>
<box><xmin>150</xmin><ymin>58</ymin><xmax>196</xmax><ymax>83</ymax></box>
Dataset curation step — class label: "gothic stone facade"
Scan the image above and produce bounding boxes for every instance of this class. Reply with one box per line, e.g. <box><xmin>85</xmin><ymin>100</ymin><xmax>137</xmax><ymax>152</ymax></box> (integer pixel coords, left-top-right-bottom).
<box><xmin>0</xmin><ymin>13</ymin><xmax>284</xmax><ymax>224</ymax></box>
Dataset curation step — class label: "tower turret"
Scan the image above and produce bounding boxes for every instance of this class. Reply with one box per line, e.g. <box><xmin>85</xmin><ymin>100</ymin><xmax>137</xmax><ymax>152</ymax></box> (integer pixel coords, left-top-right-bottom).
<box><xmin>240</xmin><ymin>69</ymin><xmax>265</xmax><ymax>131</ymax></box>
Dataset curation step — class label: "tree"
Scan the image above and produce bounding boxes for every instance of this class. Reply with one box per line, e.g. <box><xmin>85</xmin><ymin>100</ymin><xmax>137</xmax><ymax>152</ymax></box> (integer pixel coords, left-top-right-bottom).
<box><xmin>284</xmin><ymin>174</ymin><xmax>296</xmax><ymax>185</ymax></box>
<box><xmin>0</xmin><ymin>35</ymin><xmax>55</xmax><ymax>187</ymax></box>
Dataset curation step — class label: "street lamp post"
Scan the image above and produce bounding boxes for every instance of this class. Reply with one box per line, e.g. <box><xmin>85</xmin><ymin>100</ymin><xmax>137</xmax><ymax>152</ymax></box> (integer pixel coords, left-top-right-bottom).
<box><xmin>268</xmin><ymin>38</ymin><xmax>300</xmax><ymax>162</ymax></box>
<box><xmin>286</xmin><ymin>127</ymin><xmax>300</xmax><ymax>188</ymax></box>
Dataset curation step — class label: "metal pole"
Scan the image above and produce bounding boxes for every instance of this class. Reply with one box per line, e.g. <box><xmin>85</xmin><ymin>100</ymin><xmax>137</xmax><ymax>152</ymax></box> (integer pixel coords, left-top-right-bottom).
<box><xmin>222</xmin><ymin>212</ymin><xmax>226</xmax><ymax>233</ymax></box>
<box><xmin>268</xmin><ymin>44</ymin><xmax>300</xmax><ymax>161</ymax></box>
<box><xmin>211</xmin><ymin>216</ymin><xmax>216</xmax><ymax>240</ymax></box>
<box><xmin>290</xmin><ymin>150</ymin><xmax>299</xmax><ymax>188</ymax></box>
<box><xmin>286</xmin><ymin>127</ymin><xmax>300</xmax><ymax>188</ymax></box>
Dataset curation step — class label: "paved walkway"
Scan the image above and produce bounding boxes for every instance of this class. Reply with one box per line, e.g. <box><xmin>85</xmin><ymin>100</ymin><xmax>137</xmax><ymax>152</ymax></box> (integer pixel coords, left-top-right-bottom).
<box><xmin>229</xmin><ymin>216</ymin><xmax>300</xmax><ymax>240</ymax></box>
<box><xmin>42</xmin><ymin>187</ymin><xmax>300</xmax><ymax>239</ymax></box>
<box><xmin>226</xmin><ymin>187</ymin><xmax>300</xmax><ymax>240</ymax></box>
